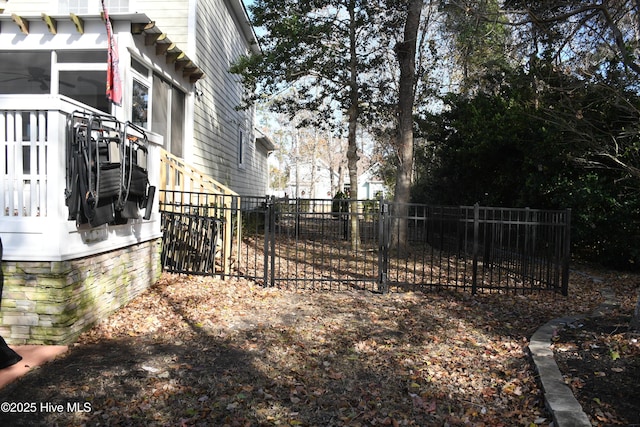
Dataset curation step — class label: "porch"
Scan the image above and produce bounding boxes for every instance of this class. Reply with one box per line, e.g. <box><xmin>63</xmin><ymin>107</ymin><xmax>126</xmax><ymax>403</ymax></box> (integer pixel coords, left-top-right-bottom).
<box><xmin>1</xmin><ymin>94</ymin><xmax>162</xmax><ymax>261</ymax></box>
<box><xmin>0</xmin><ymin>94</ymin><xmax>165</xmax><ymax>344</ymax></box>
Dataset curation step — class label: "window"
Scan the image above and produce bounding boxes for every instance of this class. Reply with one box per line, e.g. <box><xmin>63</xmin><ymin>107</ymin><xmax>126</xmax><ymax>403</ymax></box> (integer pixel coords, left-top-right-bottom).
<box><xmin>57</xmin><ymin>50</ymin><xmax>109</xmax><ymax>113</ymax></box>
<box><xmin>170</xmin><ymin>90</ymin><xmax>185</xmax><ymax>157</ymax></box>
<box><xmin>132</xmin><ymin>79</ymin><xmax>149</xmax><ymax>128</ymax></box>
<box><xmin>58</xmin><ymin>51</ymin><xmax>106</xmax><ymax>63</ymax></box>
<box><xmin>105</xmin><ymin>0</ymin><xmax>130</xmax><ymax>12</ymax></box>
<box><xmin>131</xmin><ymin>58</ymin><xmax>151</xmax><ymax>128</ymax></box>
<box><xmin>152</xmin><ymin>74</ymin><xmax>185</xmax><ymax>157</ymax></box>
<box><xmin>152</xmin><ymin>78</ymin><xmax>169</xmax><ymax>137</ymax></box>
<box><xmin>0</xmin><ymin>52</ymin><xmax>52</xmax><ymax>95</ymax></box>
<box><xmin>59</xmin><ymin>0</ymin><xmax>129</xmax><ymax>14</ymax></box>
<box><xmin>131</xmin><ymin>58</ymin><xmax>149</xmax><ymax>76</ymax></box>
<box><xmin>60</xmin><ymin>0</ymin><xmax>89</xmax><ymax>14</ymax></box>
<box><xmin>0</xmin><ymin>50</ymin><xmax>110</xmax><ymax>111</ymax></box>
<box><xmin>60</xmin><ymin>70</ymin><xmax>110</xmax><ymax>113</ymax></box>
<box><xmin>238</xmin><ymin>131</ymin><xmax>245</xmax><ymax>167</ymax></box>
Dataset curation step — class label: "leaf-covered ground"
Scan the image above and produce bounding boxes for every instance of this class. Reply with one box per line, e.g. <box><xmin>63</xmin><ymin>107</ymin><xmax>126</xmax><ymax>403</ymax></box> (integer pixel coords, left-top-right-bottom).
<box><xmin>0</xmin><ymin>266</ymin><xmax>636</xmax><ymax>426</ymax></box>
<box><xmin>552</xmin><ymin>272</ymin><xmax>640</xmax><ymax>426</ymax></box>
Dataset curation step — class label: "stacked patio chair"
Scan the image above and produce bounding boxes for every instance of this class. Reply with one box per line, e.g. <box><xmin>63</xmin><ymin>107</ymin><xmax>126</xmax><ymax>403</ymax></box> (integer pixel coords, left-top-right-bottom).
<box><xmin>65</xmin><ymin>111</ymin><xmax>155</xmax><ymax>227</ymax></box>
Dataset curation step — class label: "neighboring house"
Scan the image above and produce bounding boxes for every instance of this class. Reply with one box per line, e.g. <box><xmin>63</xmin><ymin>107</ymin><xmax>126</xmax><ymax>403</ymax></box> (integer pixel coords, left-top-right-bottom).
<box><xmin>286</xmin><ymin>159</ymin><xmax>339</xmax><ymax>200</ymax></box>
<box><xmin>0</xmin><ymin>0</ymin><xmax>267</xmax><ymax>344</ymax></box>
<box><xmin>357</xmin><ymin>164</ymin><xmax>386</xmax><ymax>200</ymax></box>
<box><xmin>287</xmin><ymin>160</ymin><xmax>386</xmax><ymax>201</ymax></box>
<box><xmin>254</xmin><ymin>129</ymin><xmax>276</xmax><ymax>195</ymax></box>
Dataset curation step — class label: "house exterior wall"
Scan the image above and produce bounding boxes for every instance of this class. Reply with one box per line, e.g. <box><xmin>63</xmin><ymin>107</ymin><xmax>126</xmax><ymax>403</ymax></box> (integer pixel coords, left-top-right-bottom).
<box><xmin>0</xmin><ymin>1</ymin><xmax>49</xmax><ymax>12</ymax></box>
<box><xmin>0</xmin><ymin>1</ymin><xmax>268</xmax><ymax>343</ymax></box>
<box><xmin>135</xmin><ymin>0</ymin><xmax>190</xmax><ymax>48</ymax></box>
<box><xmin>286</xmin><ymin>162</ymin><xmax>386</xmax><ymax>201</ymax></box>
<box><xmin>112</xmin><ymin>0</ymin><xmax>266</xmax><ymax>196</ymax></box>
<box><xmin>358</xmin><ymin>168</ymin><xmax>386</xmax><ymax>200</ymax></box>
<box><xmin>287</xmin><ymin>161</ymin><xmax>338</xmax><ymax>199</ymax></box>
<box><xmin>0</xmin><ymin>7</ymin><xmax>169</xmax><ymax>343</ymax></box>
<box><xmin>1</xmin><ymin>1</ymin><xmax>137</xmax><ymax>15</ymax></box>
<box><xmin>3</xmin><ymin>0</ymin><xmax>267</xmax><ymax>196</ymax></box>
<box><xmin>183</xmin><ymin>0</ymin><xmax>263</xmax><ymax>196</ymax></box>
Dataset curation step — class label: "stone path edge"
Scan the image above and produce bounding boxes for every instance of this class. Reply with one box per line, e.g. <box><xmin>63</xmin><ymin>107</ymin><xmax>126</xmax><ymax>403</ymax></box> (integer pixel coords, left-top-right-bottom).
<box><xmin>528</xmin><ymin>287</ymin><xmax>619</xmax><ymax>427</ymax></box>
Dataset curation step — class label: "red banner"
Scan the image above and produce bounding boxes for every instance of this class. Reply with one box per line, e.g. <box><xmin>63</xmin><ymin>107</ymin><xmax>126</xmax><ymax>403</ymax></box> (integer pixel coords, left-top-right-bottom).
<box><xmin>102</xmin><ymin>0</ymin><xmax>122</xmax><ymax>105</ymax></box>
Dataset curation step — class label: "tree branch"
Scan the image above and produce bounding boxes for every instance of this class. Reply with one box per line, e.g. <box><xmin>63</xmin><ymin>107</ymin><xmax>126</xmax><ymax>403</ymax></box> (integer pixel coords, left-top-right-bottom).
<box><xmin>599</xmin><ymin>5</ymin><xmax>640</xmax><ymax>74</ymax></box>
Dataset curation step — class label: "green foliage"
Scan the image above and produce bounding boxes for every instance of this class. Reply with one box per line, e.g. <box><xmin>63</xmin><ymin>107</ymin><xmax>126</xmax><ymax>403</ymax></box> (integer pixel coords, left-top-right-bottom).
<box><xmin>362</xmin><ymin>198</ymin><xmax>380</xmax><ymax>221</ymax></box>
<box><xmin>331</xmin><ymin>191</ymin><xmax>349</xmax><ymax>218</ymax></box>
<box><xmin>413</xmin><ymin>64</ymin><xmax>640</xmax><ymax>270</ymax></box>
<box><xmin>440</xmin><ymin>0</ymin><xmax>513</xmax><ymax>95</ymax></box>
<box><xmin>241</xmin><ymin>207</ymin><xmax>267</xmax><ymax>236</ymax></box>
<box><xmin>230</xmin><ymin>0</ymin><xmax>390</xmax><ymax>131</ymax></box>
<box><xmin>413</xmin><ymin>69</ymin><xmax>553</xmax><ymax>206</ymax></box>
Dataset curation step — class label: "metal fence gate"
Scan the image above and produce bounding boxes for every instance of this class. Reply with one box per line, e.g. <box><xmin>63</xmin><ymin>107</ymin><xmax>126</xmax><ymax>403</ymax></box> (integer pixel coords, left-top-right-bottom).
<box><xmin>160</xmin><ymin>192</ymin><xmax>571</xmax><ymax>295</ymax></box>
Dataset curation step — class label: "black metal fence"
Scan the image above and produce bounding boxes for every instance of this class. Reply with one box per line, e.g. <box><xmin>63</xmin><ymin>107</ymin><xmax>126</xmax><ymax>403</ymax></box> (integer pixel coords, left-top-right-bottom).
<box><xmin>383</xmin><ymin>203</ymin><xmax>571</xmax><ymax>294</ymax></box>
<box><xmin>159</xmin><ymin>193</ymin><xmax>223</xmax><ymax>275</ymax></box>
<box><xmin>159</xmin><ymin>191</ymin><xmax>571</xmax><ymax>295</ymax></box>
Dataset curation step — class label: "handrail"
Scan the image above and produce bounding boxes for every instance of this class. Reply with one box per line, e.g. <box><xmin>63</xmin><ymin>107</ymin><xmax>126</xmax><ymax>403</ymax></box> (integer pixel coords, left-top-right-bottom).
<box><xmin>159</xmin><ymin>149</ymin><xmax>238</xmax><ymax>196</ymax></box>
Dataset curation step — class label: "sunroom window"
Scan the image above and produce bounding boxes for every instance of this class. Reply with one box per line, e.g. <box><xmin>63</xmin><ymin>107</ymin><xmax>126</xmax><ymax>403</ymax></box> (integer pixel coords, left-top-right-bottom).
<box><xmin>57</xmin><ymin>50</ymin><xmax>110</xmax><ymax>113</ymax></box>
<box><xmin>0</xmin><ymin>50</ymin><xmax>110</xmax><ymax>112</ymax></box>
<box><xmin>0</xmin><ymin>52</ymin><xmax>52</xmax><ymax>95</ymax></box>
<box><xmin>59</xmin><ymin>70</ymin><xmax>110</xmax><ymax>113</ymax></box>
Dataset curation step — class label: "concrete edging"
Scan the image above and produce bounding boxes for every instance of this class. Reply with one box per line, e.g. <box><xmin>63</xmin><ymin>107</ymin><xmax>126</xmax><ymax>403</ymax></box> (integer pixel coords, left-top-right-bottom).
<box><xmin>529</xmin><ymin>287</ymin><xmax>618</xmax><ymax>427</ymax></box>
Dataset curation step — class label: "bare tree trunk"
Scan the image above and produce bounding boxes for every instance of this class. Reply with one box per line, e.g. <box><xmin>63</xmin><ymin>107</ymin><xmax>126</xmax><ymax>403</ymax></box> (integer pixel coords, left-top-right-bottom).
<box><xmin>310</xmin><ymin>129</ymin><xmax>318</xmax><ymax>201</ymax></box>
<box><xmin>632</xmin><ymin>295</ymin><xmax>640</xmax><ymax>331</ymax></box>
<box><xmin>294</xmin><ymin>129</ymin><xmax>300</xmax><ymax>198</ymax></box>
<box><xmin>347</xmin><ymin>0</ymin><xmax>361</xmax><ymax>251</ymax></box>
<box><xmin>391</xmin><ymin>0</ymin><xmax>424</xmax><ymax>251</ymax></box>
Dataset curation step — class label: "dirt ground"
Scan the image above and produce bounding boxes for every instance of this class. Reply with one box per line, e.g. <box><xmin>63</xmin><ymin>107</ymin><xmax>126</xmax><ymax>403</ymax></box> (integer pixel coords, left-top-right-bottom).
<box><xmin>0</xmin><ymin>267</ymin><xmax>637</xmax><ymax>426</ymax></box>
<box><xmin>553</xmin><ymin>311</ymin><xmax>640</xmax><ymax>426</ymax></box>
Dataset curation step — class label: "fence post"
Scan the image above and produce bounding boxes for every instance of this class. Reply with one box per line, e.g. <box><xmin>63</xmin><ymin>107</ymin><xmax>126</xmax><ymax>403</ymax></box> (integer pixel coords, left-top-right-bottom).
<box><xmin>229</xmin><ymin>195</ymin><xmax>239</xmax><ymax>276</ymax></box>
<box><xmin>378</xmin><ymin>200</ymin><xmax>389</xmax><ymax>293</ymax></box>
<box><xmin>269</xmin><ymin>196</ymin><xmax>277</xmax><ymax>287</ymax></box>
<box><xmin>522</xmin><ymin>207</ymin><xmax>531</xmax><ymax>288</ymax></box>
<box><xmin>295</xmin><ymin>197</ymin><xmax>301</xmax><ymax>238</ymax></box>
<box><xmin>262</xmin><ymin>196</ymin><xmax>271</xmax><ymax>287</ymax></box>
<box><xmin>472</xmin><ymin>203</ymin><xmax>480</xmax><ymax>295</ymax></box>
<box><xmin>561</xmin><ymin>208</ymin><xmax>572</xmax><ymax>296</ymax></box>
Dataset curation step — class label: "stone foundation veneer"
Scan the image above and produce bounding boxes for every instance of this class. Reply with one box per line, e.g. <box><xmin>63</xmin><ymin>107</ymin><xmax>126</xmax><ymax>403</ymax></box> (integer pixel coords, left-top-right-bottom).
<box><xmin>0</xmin><ymin>238</ymin><xmax>162</xmax><ymax>345</ymax></box>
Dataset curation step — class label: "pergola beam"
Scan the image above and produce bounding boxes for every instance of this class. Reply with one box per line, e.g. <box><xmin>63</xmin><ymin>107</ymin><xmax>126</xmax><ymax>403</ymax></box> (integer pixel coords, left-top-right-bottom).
<box><xmin>41</xmin><ymin>13</ymin><xmax>57</xmax><ymax>34</ymax></box>
<box><xmin>11</xmin><ymin>14</ymin><xmax>29</xmax><ymax>34</ymax></box>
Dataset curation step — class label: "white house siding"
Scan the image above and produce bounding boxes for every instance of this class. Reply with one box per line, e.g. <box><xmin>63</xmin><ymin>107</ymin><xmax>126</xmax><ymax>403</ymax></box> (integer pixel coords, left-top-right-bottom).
<box><xmin>0</xmin><ymin>1</ymin><xmax>50</xmax><ymax>13</ymax></box>
<box><xmin>123</xmin><ymin>0</ymin><xmax>267</xmax><ymax>196</ymax></box>
<box><xmin>134</xmin><ymin>0</ymin><xmax>190</xmax><ymax>50</ymax></box>
<box><xmin>3</xmin><ymin>1</ymin><xmax>136</xmax><ymax>15</ymax></box>
<box><xmin>5</xmin><ymin>0</ymin><xmax>189</xmax><ymax>39</ymax></box>
<box><xmin>287</xmin><ymin>161</ymin><xmax>338</xmax><ymax>200</ymax></box>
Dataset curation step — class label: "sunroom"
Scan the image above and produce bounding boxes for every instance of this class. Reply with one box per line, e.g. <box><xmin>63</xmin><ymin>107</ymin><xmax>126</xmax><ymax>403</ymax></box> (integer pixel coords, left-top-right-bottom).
<box><xmin>0</xmin><ymin>11</ymin><xmax>203</xmax><ymax>344</ymax></box>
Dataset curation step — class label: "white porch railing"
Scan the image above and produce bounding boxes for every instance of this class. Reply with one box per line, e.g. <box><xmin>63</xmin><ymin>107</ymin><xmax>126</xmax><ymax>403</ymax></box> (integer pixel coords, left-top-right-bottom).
<box><xmin>1</xmin><ymin>96</ymin><xmax>64</xmax><ymax>219</ymax></box>
<box><xmin>0</xmin><ymin>95</ymin><xmax>162</xmax><ymax>261</ymax></box>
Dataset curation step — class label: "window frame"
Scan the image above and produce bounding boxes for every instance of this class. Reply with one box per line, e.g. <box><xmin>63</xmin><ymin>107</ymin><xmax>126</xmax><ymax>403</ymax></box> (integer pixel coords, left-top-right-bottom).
<box><xmin>238</xmin><ymin>130</ymin><xmax>245</xmax><ymax>168</ymax></box>
<box><xmin>130</xmin><ymin>58</ymin><xmax>152</xmax><ymax>130</ymax></box>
